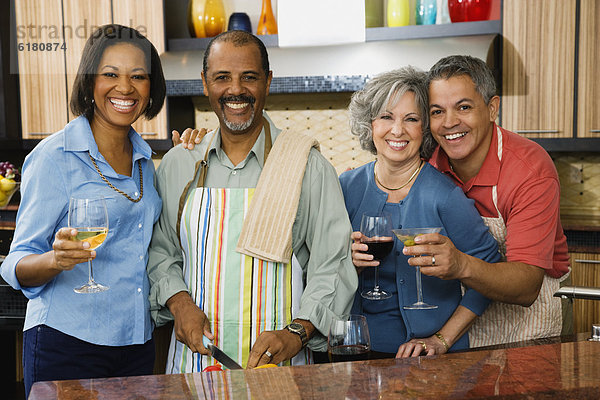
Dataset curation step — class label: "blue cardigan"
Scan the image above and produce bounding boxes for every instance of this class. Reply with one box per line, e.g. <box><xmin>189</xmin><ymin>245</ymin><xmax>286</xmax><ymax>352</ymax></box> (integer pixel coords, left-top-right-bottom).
<box><xmin>339</xmin><ymin>161</ymin><xmax>500</xmax><ymax>353</ymax></box>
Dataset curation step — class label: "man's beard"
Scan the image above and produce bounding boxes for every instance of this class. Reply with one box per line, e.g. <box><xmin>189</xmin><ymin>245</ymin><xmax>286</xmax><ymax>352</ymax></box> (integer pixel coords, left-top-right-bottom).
<box><xmin>219</xmin><ymin>95</ymin><xmax>256</xmax><ymax>133</ymax></box>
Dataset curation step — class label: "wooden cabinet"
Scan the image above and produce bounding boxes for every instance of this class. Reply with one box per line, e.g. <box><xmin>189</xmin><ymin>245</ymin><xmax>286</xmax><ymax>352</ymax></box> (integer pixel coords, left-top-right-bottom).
<box><xmin>501</xmin><ymin>0</ymin><xmax>577</xmax><ymax>139</ymax></box>
<box><xmin>62</xmin><ymin>0</ymin><xmax>113</xmax><ymax>123</ymax></box>
<box><xmin>15</xmin><ymin>0</ymin><xmax>69</xmax><ymax>137</ymax></box>
<box><xmin>15</xmin><ymin>0</ymin><xmax>166</xmax><ymax>139</ymax></box>
<box><xmin>112</xmin><ymin>0</ymin><xmax>167</xmax><ymax>138</ymax></box>
<box><xmin>577</xmin><ymin>0</ymin><xmax>600</xmax><ymax>138</ymax></box>
<box><xmin>502</xmin><ymin>0</ymin><xmax>599</xmax><ymax>141</ymax></box>
<box><xmin>569</xmin><ymin>252</ymin><xmax>600</xmax><ymax>334</ymax></box>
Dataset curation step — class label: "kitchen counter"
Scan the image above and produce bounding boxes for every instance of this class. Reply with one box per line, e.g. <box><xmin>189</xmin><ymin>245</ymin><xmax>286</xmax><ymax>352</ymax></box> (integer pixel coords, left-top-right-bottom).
<box><xmin>29</xmin><ymin>336</ymin><xmax>600</xmax><ymax>400</ymax></box>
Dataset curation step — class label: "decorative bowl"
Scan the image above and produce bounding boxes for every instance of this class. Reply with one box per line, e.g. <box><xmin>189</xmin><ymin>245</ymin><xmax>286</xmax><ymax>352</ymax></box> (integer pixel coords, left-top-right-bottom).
<box><xmin>0</xmin><ymin>181</ymin><xmax>20</xmax><ymax>209</ymax></box>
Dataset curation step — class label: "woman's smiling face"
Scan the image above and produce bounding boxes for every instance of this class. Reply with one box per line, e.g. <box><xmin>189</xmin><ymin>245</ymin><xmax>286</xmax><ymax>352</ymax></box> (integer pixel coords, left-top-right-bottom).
<box><xmin>92</xmin><ymin>42</ymin><xmax>151</xmax><ymax>131</ymax></box>
<box><xmin>371</xmin><ymin>90</ymin><xmax>423</xmax><ymax>166</ymax></box>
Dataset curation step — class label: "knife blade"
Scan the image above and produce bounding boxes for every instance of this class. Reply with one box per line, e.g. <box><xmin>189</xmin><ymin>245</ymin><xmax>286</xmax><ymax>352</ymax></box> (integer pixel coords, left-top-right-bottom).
<box><xmin>205</xmin><ymin>342</ymin><xmax>243</xmax><ymax>370</ymax></box>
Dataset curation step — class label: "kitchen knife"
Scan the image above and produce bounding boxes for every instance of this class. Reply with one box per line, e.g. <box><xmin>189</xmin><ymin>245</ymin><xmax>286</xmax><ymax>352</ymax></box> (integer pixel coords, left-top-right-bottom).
<box><xmin>203</xmin><ymin>336</ymin><xmax>243</xmax><ymax>370</ymax></box>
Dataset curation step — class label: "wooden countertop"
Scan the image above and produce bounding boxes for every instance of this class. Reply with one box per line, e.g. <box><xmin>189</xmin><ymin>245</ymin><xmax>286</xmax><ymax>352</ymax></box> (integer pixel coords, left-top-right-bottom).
<box><xmin>29</xmin><ymin>336</ymin><xmax>600</xmax><ymax>399</ymax></box>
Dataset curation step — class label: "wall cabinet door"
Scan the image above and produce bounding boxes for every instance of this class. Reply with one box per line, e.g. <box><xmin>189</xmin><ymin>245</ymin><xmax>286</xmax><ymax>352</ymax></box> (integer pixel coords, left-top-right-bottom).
<box><xmin>16</xmin><ymin>0</ymin><xmax>166</xmax><ymax>139</ymax></box>
<box><xmin>577</xmin><ymin>0</ymin><xmax>600</xmax><ymax>138</ymax></box>
<box><xmin>113</xmin><ymin>0</ymin><xmax>167</xmax><ymax>139</ymax></box>
<box><xmin>15</xmin><ymin>0</ymin><xmax>68</xmax><ymax>138</ymax></box>
<box><xmin>63</xmin><ymin>0</ymin><xmax>112</xmax><ymax>122</ymax></box>
<box><xmin>569</xmin><ymin>252</ymin><xmax>600</xmax><ymax>334</ymax></box>
<box><xmin>501</xmin><ymin>0</ymin><xmax>577</xmax><ymax>138</ymax></box>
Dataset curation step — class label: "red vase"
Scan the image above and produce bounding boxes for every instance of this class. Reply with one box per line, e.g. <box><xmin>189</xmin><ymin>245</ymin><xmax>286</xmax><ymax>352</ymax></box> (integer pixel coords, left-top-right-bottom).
<box><xmin>466</xmin><ymin>0</ymin><xmax>491</xmax><ymax>21</ymax></box>
<box><xmin>448</xmin><ymin>0</ymin><xmax>468</xmax><ymax>22</ymax></box>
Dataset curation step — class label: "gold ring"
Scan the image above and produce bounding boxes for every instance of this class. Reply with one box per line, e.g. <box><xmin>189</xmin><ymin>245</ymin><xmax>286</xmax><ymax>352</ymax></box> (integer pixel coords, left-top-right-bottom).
<box><xmin>417</xmin><ymin>341</ymin><xmax>427</xmax><ymax>352</ymax></box>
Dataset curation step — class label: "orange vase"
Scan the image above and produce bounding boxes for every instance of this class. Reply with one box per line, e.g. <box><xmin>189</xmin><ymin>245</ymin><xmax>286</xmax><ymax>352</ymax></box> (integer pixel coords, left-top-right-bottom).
<box><xmin>257</xmin><ymin>0</ymin><xmax>277</xmax><ymax>35</ymax></box>
<box><xmin>187</xmin><ymin>0</ymin><xmax>226</xmax><ymax>38</ymax></box>
<box><xmin>188</xmin><ymin>0</ymin><xmax>206</xmax><ymax>38</ymax></box>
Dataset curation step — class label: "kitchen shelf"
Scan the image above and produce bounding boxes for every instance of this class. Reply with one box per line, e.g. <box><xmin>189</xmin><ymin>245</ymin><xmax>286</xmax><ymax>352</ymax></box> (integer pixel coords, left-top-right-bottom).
<box><xmin>167</xmin><ymin>20</ymin><xmax>501</xmax><ymax>51</ymax></box>
<box><xmin>21</xmin><ymin>139</ymin><xmax>174</xmax><ymax>153</ymax></box>
<box><xmin>21</xmin><ymin>136</ymin><xmax>600</xmax><ymax>158</ymax></box>
<box><xmin>534</xmin><ymin>138</ymin><xmax>600</xmax><ymax>153</ymax></box>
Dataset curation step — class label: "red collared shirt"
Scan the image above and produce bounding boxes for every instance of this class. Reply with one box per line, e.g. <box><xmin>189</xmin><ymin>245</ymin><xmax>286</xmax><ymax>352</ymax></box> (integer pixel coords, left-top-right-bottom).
<box><xmin>429</xmin><ymin>124</ymin><xmax>569</xmax><ymax>278</ymax></box>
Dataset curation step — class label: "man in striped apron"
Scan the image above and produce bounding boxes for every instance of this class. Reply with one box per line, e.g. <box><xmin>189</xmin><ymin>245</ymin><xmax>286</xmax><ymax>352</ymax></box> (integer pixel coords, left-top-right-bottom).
<box><xmin>405</xmin><ymin>55</ymin><xmax>570</xmax><ymax>347</ymax></box>
<box><xmin>147</xmin><ymin>31</ymin><xmax>357</xmax><ymax>372</ymax></box>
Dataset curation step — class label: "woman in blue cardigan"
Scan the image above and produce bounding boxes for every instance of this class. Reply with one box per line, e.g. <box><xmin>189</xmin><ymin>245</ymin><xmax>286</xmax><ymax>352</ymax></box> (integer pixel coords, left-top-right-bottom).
<box><xmin>339</xmin><ymin>67</ymin><xmax>500</xmax><ymax>358</ymax></box>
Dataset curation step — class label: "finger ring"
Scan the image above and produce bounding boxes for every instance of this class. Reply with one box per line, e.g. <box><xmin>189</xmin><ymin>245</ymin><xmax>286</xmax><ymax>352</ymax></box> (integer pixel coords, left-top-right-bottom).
<box><xmin>265</xmin><ymin>350</ymin><xmax>273</xmax><ymax>358</ymax></box>
<box><xmin>418</xmin><ymin>341</ymin><xmax>427</xmax><ymax>352</ymax></box>
<box><xmin>431</xmin><ymin>255</ymin><xmax>436</xmax><ymax>266</ymax></box>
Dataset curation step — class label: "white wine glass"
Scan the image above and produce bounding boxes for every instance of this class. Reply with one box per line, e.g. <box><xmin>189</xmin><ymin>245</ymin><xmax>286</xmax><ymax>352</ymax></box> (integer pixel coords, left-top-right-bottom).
<box><xmin>392</xmin><ymin>227</ymin><xmax>442</xmax><ymax>310</ymax></box>
<box><xmin>328</xmin><ymin>314</ymin><xmax>371</xmax><ymax>363</ymax></box>
<box><xmin>360</xmin><ymin>213</ymin><xmax>394</xmax><ymax>300</ymax></box>
<box><xmin>68</xmin><ymin>197</ymin><xmax>109</xmax><ymax>293</ymax></box>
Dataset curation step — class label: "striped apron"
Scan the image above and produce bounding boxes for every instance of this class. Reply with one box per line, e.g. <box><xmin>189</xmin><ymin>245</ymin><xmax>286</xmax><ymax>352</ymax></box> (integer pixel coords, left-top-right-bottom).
<box><xmin>165</xmin><ymin>125</ymin><xmax>306</xmax><ymax>373</ymax></box>
<box><xmin>468</xmin><ymin>127</ymin><xmax>563</xmax><ymax>347</ymax></box>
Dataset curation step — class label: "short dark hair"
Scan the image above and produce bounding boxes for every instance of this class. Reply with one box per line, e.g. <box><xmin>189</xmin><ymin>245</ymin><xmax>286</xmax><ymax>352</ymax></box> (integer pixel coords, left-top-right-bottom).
<box><xmin>70</xmin><ymin>24</ymin><xmax>166</xmax><ymax>121</ymax></box>
<box><xmin>428</xmin><ymin>55</ymin><xmax>496</xmax><ymax>104</ymax></box>
<box><xmin>202</xmin><ymin>30</ymin><xmax>270</xmax><ymax>78</ymax></box>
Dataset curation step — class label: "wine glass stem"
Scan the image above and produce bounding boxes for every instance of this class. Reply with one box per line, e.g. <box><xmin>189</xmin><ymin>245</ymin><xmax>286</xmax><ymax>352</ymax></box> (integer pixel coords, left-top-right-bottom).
<box><xmin>415</xmin><ymin>265</ymin><xmax>424</xmax><ymax>303</ymax></box>
<box><xmin>373</xmin><ymin>263</ymin><xmax>380</xmax><ymax>292</ymax></box>
<box><xmin>87</xmin><ymin>258</ymin><xmax>95</xmax><ymax>285</ymax></box>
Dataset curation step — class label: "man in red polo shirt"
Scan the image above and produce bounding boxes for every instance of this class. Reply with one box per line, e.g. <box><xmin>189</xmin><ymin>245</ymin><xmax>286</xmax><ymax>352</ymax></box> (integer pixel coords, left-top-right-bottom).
<box><xmin>404</xmin><ymin>55</ymin><xmax>570</xmax><ymax>347</ymax></box>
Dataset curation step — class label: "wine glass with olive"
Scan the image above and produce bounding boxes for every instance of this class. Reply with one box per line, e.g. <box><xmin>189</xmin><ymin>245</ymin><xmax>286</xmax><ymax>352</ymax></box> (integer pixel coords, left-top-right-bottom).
<box><xmin>392</xmin><ymin>227</ymin><xmax>442</xmax><ymax>309</ymax></box>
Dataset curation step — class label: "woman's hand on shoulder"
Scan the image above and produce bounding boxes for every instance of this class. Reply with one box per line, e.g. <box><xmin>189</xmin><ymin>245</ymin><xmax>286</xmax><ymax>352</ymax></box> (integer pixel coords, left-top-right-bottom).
<box><xmin>351</xmin><ymin>231</ymin><xmax>379</xmax><ymax>274</ymax></box>
<box><xmin>51</xmin><ymin>228</ymin><xmax>95</xmax><ymax>271</ymax></box>
<box><xmin>171</xmin><ymin>128</ymin><xmax>208</xmax><ymax>150</ymax></box>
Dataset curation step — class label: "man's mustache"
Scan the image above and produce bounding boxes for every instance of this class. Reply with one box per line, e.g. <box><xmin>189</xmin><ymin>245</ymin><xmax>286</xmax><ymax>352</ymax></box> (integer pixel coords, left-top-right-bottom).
<box><xmin>219</xmin><ymin>95</ymin><xmax>256</xmax><ymax>106</ymax></box>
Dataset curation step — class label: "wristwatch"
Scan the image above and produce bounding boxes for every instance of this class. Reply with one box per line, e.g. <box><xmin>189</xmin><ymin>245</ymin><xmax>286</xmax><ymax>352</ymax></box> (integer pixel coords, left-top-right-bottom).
<box><xmin>284</xmin><ymin>322</ymin><xmax>308</xmax><ymax>348</ymax></box>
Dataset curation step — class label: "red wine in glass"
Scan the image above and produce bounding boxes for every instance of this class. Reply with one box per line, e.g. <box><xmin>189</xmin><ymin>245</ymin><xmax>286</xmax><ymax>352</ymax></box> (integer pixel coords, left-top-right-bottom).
<box><xmin>362</xmin><ymin>238</ymin><xmax>394</xmax><ymax>261</ymax></box>
<box><xmin>360</xmin><ymin>213</ymin><xmax>393</xmax><ymax>300</ymax></box>
<box><xmin>328</xmin><ymin>344</ymin><xmax>370</xmax><ymax>362</ymax></box>
<box><xmin>328</xmin><ymin>314</ymin><xmax>371</xmax><ymax>363</ymax></box>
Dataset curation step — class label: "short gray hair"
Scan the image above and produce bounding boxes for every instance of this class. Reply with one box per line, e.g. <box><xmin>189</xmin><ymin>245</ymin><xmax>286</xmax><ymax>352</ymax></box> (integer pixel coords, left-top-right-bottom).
<box><xmin>428</xmin><ymin>55</ymin><xmax>497</xmax><ymax>103</ymax></box>
<box><xmin>349</xmin><ymin>66</ymin><xmax>435</xmax><ymax>159</ymax></box>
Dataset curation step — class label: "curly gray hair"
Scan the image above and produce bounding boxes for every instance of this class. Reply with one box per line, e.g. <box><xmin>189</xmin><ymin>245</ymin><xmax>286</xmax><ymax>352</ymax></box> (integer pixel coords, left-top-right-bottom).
<box><xmin>348</xmin><ymin>66</ymin><xmax>436</xmax><ymax>159</ymax></box>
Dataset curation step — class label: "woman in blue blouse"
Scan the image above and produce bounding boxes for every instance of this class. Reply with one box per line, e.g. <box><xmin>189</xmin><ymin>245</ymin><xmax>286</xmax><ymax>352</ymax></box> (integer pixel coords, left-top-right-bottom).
<box><xmin>339</xmin><ymin>67</ymin><xmax>500</xmax><ymax>358</ymax></box>
<box><xmin>1</xmin><ymin>25</ymin><xmax>165</xmax><ymax>396</ymax></box>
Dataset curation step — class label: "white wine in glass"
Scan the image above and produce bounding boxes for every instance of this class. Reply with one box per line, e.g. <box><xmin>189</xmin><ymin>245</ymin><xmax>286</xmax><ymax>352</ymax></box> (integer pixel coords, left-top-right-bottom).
<box><xmin>68</xmin><ymin>197</ymin><xmax>109</xmax><ymax>293</ymax></box>
<box><xmin>392</xmin><ymin>227</ymin><xmax>442</xmax><ymax>310</ymax></box>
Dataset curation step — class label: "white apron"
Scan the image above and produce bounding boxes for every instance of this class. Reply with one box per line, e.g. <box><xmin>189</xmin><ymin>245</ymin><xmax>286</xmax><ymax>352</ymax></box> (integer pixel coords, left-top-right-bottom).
<box><xmin>165</xmin><ymin>126</ymin><xmax>307</xmax><ymax>373</ymax></box>
<box><xmin>468</xmin><ymin>127</ymin><xmax>563</xmax><ymax>347</ymax></box>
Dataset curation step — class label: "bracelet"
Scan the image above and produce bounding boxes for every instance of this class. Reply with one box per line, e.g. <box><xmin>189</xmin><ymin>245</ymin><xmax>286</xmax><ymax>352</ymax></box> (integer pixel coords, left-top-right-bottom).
<box><xmin>434</xmin><ymin>332</ymin><xmax>450</xmax><ymax>351</ymax></box>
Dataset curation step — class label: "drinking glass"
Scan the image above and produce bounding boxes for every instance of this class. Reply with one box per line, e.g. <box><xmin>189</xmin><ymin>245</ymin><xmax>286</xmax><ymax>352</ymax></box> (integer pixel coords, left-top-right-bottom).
<box><xmin>68</xmin><ymin>197</ymin><xmax>109</xmax><ymax>293</ymax></box>
<box><xmin>392</xmin><ymin>227</ymin><xmax>442</xmax><ymax>309</ymax></box>
<box><xmin>360</xmin><ymin>213</ymin><xmax>394</xmax><ymax>300</ymax></box>
<box><xmin>328</xmin><ymin>314</ymin><xmax>371</xmax><ymax>363</ymax></box>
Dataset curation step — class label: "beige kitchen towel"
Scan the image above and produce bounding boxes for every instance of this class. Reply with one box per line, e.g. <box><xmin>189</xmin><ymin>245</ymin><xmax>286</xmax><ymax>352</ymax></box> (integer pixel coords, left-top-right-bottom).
<box><xmin>236</xmin><ymin>129</ymin><xmax>320</xmax><ymax>263</ymax></box>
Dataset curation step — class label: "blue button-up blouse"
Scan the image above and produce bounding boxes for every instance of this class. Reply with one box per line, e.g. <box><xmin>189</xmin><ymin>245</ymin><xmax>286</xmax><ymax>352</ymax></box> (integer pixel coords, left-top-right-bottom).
<box><xmin>1</xmin><ymin>116</ymin><xmax>161</xmax><ymax>346</ymax></box>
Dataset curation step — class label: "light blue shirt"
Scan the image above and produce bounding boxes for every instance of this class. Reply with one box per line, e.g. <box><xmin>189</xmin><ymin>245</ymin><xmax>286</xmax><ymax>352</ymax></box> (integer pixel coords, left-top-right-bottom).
<box><xmin>1</xmin><ymin>116</ymin><xmax>161</xmax><ymax>346</ymax></box>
